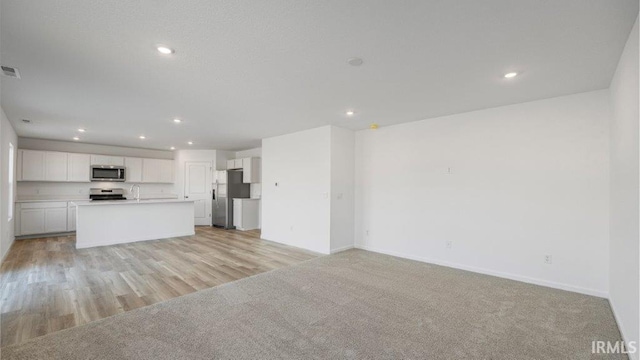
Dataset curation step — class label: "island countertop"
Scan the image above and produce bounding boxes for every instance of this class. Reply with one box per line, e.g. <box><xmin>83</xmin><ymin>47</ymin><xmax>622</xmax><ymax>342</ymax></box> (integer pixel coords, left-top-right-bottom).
<box><xmin>72</xmin><ymin>199</ymin><xmax>193</xmax><ymax>207</ymax></box>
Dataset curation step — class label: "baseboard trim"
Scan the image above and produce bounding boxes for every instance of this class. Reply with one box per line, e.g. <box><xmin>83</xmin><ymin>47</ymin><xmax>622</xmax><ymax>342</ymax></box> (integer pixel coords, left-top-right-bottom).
<box><xmin>16</xmin><ymin>231</ymin><xmax>75</xmax><ymax>240</ymax></box>
<box><xmin>355</xmin><ymin>244</ymin><xmax>608</xmax><ymax>298</ymax></box>
<box><xmin>259</xmin><ymin>235</ymin><xmax>328</xmax><ymax>255</ymax></box>
<box><xmin>1</xmin><ymin>238</ymin><xmax>15</xmax><ymax>265</ymax></box>
<box><xmin>330</xmin><ymin>245</ymin><xmax>354</xmax><ymax>254</ymax></box>
<box><xmin>609</xmin><ymin>297</ymin><xmax>639</xmax><ymax>360</ymax></box>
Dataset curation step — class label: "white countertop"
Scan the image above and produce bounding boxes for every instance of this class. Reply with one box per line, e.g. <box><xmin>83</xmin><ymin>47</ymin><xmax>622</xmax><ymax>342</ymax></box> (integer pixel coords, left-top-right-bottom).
<box><xmin>73</xmin><ymin>199</ymin><xmax>194</xmax><ymax>207</ymax></box>
<box><xmin>17</xmin><ymin>195</ymin><xmax>179</xmax><ymax>203</ymax></box>
<box><xmin>16</xmin><ymin>197</ymin><xmax>90</xmax><ymax>203</ymax></box>
<box><xmin>233</xmin><ymin>198</ymin><xmax>261</xmax><ymax>201</ymax></box>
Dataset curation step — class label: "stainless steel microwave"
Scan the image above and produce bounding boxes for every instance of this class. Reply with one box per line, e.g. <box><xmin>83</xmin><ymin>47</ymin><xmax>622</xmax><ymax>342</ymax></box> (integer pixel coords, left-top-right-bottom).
<box><xmin>90</xmin><ymin>165</ymin><xmax>126</xmax><ymax>182</ymax></box>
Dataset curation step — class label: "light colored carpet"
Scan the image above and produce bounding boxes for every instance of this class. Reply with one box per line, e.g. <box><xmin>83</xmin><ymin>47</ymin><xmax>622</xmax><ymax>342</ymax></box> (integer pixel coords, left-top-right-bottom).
<box><xmin>1</xmin><ymin>249</ymin><xmax>624</xmax><ymax>359</ymax></box>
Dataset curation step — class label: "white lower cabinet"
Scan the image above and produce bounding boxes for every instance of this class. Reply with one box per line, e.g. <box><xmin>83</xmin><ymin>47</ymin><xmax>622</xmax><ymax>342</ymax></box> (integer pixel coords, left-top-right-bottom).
<box><xmin>19</xmin><ymin>209</ymin><xmax>46</xmax><ymax>235</ymax></box>
<box><xmin>232</xmin><ymin>199</ymin><xmax>260</xmax><ymax>231</ymax></box>
<box><xmin>17</xmin><ymin>201</ymin><xmax>74</xmax><ymax>236</ymax></box>
<box><xmin>45</xmin><ymin>208</ymin><xmax>68</xmax><ymax>233</ymax></box>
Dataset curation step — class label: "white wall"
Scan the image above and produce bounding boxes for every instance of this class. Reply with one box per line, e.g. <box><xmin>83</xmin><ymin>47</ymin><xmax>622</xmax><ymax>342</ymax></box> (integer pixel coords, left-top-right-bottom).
<box><xmin>262</xmin><ymin>126</ymin><xmax>331</xmax><ymax>254</ymax></box>
<box><xmin>330</xmin><ymin>126</ymin><xmax>355</xmax><ymax>253</ymax></box>
<box><xmin>216</xmin><ymin>150</ymin><xmax>234</xmax><ymax>170</ymax></box>
<box><xmin>1</xmin><ymin>107</ymin><xmax>18</xmax><ymax>261</ymax></box>
<box><xmin>355</xmin><ymin>90</ymin><xmax>611</xmax><ymax>297</ymax></box>
<box><xmin>609</xmin><ymin>14</ymin><xmax>639</xmax><ymax>357</ymax></box>
<box><xmin>236</xmin><ymin>147</ymin><xmax>262</xmax><ymax>159</ymax></box>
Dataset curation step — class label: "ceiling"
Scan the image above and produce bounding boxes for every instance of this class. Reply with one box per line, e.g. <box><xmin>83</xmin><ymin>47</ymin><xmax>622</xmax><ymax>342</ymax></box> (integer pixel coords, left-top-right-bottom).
<box><xmin>1</xmin><ymin>1</ymin><xmax>638</xmax><ymax>151</ymax></box>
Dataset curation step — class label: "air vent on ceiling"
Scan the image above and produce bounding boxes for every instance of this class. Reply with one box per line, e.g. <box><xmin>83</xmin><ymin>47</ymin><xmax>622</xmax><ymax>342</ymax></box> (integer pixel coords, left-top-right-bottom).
<box><xmin>1</xmin><ymin>66</ymin><xmax>21</xmax><ymax>79</ymax></box>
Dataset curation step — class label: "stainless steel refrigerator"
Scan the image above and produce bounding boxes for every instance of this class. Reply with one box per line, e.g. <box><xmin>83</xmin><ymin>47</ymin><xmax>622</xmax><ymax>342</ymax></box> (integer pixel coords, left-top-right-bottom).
<box><xmin>212</xmin><ymin>170</ymin><xmax>250</xmax><ymax>229</ymax></box>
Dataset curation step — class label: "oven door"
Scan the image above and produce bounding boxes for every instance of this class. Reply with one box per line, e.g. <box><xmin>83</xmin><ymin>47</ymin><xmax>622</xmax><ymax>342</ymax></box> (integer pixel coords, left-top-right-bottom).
<box><xmin>91</xmin><ymin>166</ymin><xmax>126</xmax><ymax>182</ymax></box>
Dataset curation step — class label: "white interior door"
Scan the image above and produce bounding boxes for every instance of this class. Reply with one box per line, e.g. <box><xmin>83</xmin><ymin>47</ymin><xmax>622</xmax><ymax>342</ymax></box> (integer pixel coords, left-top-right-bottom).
<box><xmin>185</xmin><ymin>161</ymin><xmax>212</xmax><ymax>226</ymax></box>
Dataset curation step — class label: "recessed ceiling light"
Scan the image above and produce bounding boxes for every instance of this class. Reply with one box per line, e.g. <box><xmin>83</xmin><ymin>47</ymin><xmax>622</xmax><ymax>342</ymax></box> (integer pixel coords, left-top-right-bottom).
<box><xmin>187</xmin><ymin>141</ymin><xmax>193</xmax><ymax>145</ymax></box>
<box><xmin>504</xmin><ymin>72</ymin><xmax>518</xmax><ymax>78</ymax></box>
<box><xmin>347</xmin><ymin>57</ymin><xmax>364</xmax><ymax>66</ymax></box>
<box><xmin>139</xmin><ymin>135</ymin><xmax>146</xmax><ymax>139</ymax></box>
<box><xmin>157</xmin><ymin>46</ymin><xmax>174</xmax><ymax>55</ymax></box>
<box><xmin>346</xmin><ymin>110</ymin><xmax>355</xmax><ymax>116</ymax></box>
<box><xmin>73</xmin><ymin>136</ymin><xmax>80</xmax><ymax>141</ymax></box>
<box><xmin>78</xmin><ymin>128</ymin><xmax>86</xmax><ymax>132</ymax></box>
<box><xmin>173</xmin><ymin>118</ymin><xmax>182</xmax><ymax>123</ymax></box>
<box><xmin>170</xmin><ymin>146</ymin><xmax>176</xmax><ymax>150</ymax></box>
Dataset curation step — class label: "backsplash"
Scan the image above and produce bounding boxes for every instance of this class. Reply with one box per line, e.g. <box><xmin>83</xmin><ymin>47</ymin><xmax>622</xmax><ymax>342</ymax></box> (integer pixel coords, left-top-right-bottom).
<box><xmin>17</xmin><ymin>182</ymin><xmax>176</xmax><ymax>199</ymax></box>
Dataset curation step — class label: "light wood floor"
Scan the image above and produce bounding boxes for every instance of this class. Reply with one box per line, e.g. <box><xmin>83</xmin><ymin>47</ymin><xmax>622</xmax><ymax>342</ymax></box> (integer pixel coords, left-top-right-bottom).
<box><xmin>0</xmin><ymin>227</ymin><xmax>319</xmax><ymax>347</ymax></box>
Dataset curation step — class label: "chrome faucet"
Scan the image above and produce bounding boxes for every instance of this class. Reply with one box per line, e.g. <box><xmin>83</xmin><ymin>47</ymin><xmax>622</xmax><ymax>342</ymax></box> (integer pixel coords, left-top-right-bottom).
<box><xmin>129</xmin><ymin>184</ymin><xmax>141</xmax><ymax>201</ymax></box>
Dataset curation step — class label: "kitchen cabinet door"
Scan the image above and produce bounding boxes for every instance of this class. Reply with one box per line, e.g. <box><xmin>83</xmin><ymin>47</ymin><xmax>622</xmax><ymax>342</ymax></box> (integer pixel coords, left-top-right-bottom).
<box><xmin>158</xmin><ymin>160</ymin><xmax>174</xmax><ymax>183</ymax></box>
<box><xmin>233</xmin><ymin>199</ymin><xmax>242</xmax><ymax>227</ymax></box>
<box><xmin>242</xmin><ymin>157</ymin><xmax>261</xmax><ymax>183</ymax></box>
<box><xmin>44</xmin><ymin>208</ymin><xmax>67</xmax><ymax>233</ymax></box>
<box><xmin>16</xmin><ymin>150</ymin><xmax>23</xmax><ymax>181</ymax></box>
<box><xmin>125</xmin><ymin>157</ymin><xmax>143</xmax><ymax>182</ymax></box>
<box><xmin>21</xmin><ymin>150</ymin><xmax>46</xmax><ymax>181</ymax></box>
<box><xmin>67</xmin><ymin>153</ymin><xmax>90</xmax><ymax>182</ymax></box>
<box><xmin>44</xmin><ymin>152</ymin><xmax>68</xmax><ymax>181</ymax></box>
<box><xmin>20</xmin><ymin>209</ymin><xmax>45</xmax><ymax>235</ymax></box>
<box><xmin>142</xmin><ymin>159</ymin><xmax>160</xmax><ymax>183</ymax></box>
<box><xmin>234</xmin><ymin>159</ymin><xmax>243</xmax><ymax>169</ymax></box>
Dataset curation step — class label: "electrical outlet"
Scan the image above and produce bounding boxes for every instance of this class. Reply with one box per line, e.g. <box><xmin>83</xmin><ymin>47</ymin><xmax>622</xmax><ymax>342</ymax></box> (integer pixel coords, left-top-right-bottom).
<box><xmin>365</xmin><ymin>230</ymin><xmax>369</xmax><ymax>236</ymax></box>
<box><xmin>446</xmin><ymin>241</ymin><xmax>452</xmax><ymax>249</ymax></box>
<box><xmin>544</xmin><ymin>255</ymin><xmax>553</xmax><ymax>264</ymax></box>
<box><xmin>290</xmin><ymin>226</ymin><xmax>294</xmax><ymax>232</ymax></box>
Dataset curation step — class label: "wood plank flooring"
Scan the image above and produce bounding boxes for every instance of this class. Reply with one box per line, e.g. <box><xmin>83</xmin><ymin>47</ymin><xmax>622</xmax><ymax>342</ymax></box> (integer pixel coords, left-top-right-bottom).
<box><xmin>0</xmin><ymin>227</ymin><xmax>319</xmax><ymax>347</ymax></box>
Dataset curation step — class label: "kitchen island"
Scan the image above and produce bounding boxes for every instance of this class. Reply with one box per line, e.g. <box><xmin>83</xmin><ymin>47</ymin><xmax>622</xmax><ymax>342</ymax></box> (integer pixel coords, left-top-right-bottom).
<box><xmin>72</xmin><ymin>199</ymin><xmax>195</xmax><ymax>249</ymax></box>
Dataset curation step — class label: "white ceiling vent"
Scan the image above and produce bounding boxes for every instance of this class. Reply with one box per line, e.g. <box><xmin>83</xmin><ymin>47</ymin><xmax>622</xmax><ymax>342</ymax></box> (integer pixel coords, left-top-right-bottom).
<box><xmin>1</xmin><ymin>66</ymin><xmax>21</xmax><ymax>79</ymax></box>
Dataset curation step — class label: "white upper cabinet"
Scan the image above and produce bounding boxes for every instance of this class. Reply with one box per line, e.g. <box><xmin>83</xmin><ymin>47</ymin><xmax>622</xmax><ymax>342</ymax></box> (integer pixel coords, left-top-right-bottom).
<box><xmin>16</xmin><ymin>150</ymin><xmax>23</xmax><ymax>181</ymax></box>
<box><xmin>21</xmin><ymin>150</ymin><xmax>46</xmax><ymax>181</ymax></box>
<box><xmin>45</xmin><ymin>152</ymin><xmax>68</xmax><ymax>181</ymax></box>
<box><xmin>158</xmin><ymin>159</ymin><xmax>174</xmax><ymax>183</ymax></box>
<box><xmin>67</xmin><ymin>153</ymin><xmax>91</xmax><ymax>182</ymax></box>
<box><xmin>17</xmin><ymin>149</ymin><xmax>174</xmax><ymax>184</ymax></box>
<box><xmin>142</xmin><ymin>159</ymin><xmax>174</xmax><ymax>183</ymax></box>
<box><xmin>226</xmin><ymin>157</ymin><xmax>260</xmax><ymax>183</ymax></box>
<box><xmin>20</xmin><ymin>150</ymin><xmax>70</xmax><ymax>182</ymax></box>
<box><xmin>125</xmin><ymin>157</ymin><xmax>143</xmax><ymax>182</ymax></box>
<box><xmin>227</xmin><ymin>159</ymin><xmax>244</xmax><ymax>170</ymax></box>
<box><xmin>242</xmin><ymin>157</ymin><xmax>261</xmax><ymax>183</ymax></box>
<box><xmin>90</xmin><ymin>155</ymin><xmax>124</xmax><ymax>166</ymax></box>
